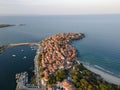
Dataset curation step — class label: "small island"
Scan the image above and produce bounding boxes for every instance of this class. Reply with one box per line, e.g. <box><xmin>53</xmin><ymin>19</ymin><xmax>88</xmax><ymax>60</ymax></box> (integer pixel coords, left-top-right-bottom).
<box><xmin>15</xmin><ymin>33</ymin><xmax>120</xmax><ymax>90</ymax></box>
<box><xmin>0</xmin><ymin>24</ymin><xmax>15</xmax><ymax>28</ymax></box>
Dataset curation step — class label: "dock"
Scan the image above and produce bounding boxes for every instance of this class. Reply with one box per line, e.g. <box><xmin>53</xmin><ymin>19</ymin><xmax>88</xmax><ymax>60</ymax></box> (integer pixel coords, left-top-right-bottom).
<box><xmin>9</xmin><ymin>42</ymin><xmax>40</xmax><ymax>47</ymax></box>
<box><xmin>16</xmin><ymin>72</ymin><xmax>38</xmax><ymax>90</ymax></box>
<box><xmin>0</xmin><ymin>42</ymin><xmax>40</xmax><ymax>54</ymax></box>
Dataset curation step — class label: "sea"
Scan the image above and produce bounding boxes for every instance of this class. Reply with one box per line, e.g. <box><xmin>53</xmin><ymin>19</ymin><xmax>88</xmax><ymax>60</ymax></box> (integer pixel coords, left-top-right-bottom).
<box><xmin>0</xmin><ymin>15</ymin><xmax>120</xmax><ymax>90</ymax></box>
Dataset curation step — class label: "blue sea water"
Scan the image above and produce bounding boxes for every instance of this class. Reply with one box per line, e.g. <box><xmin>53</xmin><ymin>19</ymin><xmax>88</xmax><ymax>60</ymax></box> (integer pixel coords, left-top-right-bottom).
<box><xmin>0</xmin><ymin>46</ymin><xmax>36</xmax><ymax>90</ymax></box>
<box><xmin>0</xmin><ymin>15</ymin><xmax>120</xmax><ymax>89</ymax></box>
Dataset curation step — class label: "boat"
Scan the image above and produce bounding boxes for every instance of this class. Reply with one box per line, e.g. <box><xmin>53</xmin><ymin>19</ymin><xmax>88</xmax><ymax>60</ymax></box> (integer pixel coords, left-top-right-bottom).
<box><xmin>31</xmin><ymin>49</ymin><xmax>35</xmax><ymax>51</ymax></box>
<box><xmin>23</xmin><ymin>56</ymin><xmax>27</xmax><ymax>59</ymax></box>
<box><xmin>12</xmin><ymin>54</ymin><xmax>16</xmax><ymax>57</ymax></box>
<box><xmin>21</xmin><ymin>49</ymin><xmax>24</xmax><ymax>52</ymax></box>
<box><xmin>19</xmin><ymin>24</ymin><xmax>26</xmax><ymax>26</ymax></box>
<box><xmin>30</xmin><ymin>46</ymin><xmax>33</xmax><ymax>49</ymax></box>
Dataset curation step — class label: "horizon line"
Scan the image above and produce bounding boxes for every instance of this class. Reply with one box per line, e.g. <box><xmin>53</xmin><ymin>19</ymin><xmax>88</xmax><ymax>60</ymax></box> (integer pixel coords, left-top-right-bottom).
<box><xmin>0</xmin><ymin>13</ymin><xmax>120</xmax><ymax>16</ymax></box>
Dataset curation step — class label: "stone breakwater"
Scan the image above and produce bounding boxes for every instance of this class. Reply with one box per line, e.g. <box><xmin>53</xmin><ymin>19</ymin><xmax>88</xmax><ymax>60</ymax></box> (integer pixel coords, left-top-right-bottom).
<box><xmin>0</xmin><ymin>42</ymin><xmax>39</xmax><ymax>53</ymax></box>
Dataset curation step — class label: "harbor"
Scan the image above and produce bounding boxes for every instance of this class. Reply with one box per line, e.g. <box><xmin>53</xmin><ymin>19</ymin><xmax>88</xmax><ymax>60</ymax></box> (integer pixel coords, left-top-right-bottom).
<box><xmin>15</xmin><ymin>43</ymin><xmax>45</xmax><ymax>90</ymax></box>
<box><xmin>14</xmin><ymin>33</ymin><xmax>120</xmax><ymax>90</ymax></box>
<box><xmin>15</xmin><ymin>43</ymin><xmax>39</xmax><ymax>90</ymax></box>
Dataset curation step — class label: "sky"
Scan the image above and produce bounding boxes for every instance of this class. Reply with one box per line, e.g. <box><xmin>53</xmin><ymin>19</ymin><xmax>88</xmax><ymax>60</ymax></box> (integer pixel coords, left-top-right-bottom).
<box><xmin>0</xmin><ymin>0</ymin><xmax>120</xmax><ymax>15</ymax></box>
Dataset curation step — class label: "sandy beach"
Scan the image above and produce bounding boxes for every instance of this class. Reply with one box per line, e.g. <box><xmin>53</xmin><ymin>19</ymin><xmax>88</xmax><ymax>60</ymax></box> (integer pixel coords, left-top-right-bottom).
<box><xmin>84</xmin><ymin>65</ymin><xmax>120</xmax><ymax>85</ymax></box>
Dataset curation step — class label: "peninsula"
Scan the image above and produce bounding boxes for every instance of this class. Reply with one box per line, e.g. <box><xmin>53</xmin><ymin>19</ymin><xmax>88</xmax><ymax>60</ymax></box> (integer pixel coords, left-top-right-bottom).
<box><xmin>0</xmin><ymin>24</ymin><xmax>15</xmax><ymax>28</ymax></box>
<box><xmin>15</xmin><ymin>33</ymin><xmax>120</xmax><ymax>90</ymax></box>
<box><xmin>35</xmin><ymin>33</ymin><xmax>120</xmax><ymax>90</ymax></box>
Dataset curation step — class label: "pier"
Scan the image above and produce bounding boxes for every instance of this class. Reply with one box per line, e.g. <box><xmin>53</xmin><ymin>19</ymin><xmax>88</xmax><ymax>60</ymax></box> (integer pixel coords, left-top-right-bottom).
<box><xmin>9</xmin><ymin>42</ymin><xmax>40</xmax><ymax>47</ymax></box>
<box><xmin>0</xmin><ymin>42</ymin><xmax>40</xmax><ymax>54</ymax></box>
<box><xmin>16</xmin><ymin>72</ymin><xmax>28</xmax><ymax>90</ymax></box>
<box><xmin>16</xmin><ymin>72</ymin><xmax>38</xmax><ymax>90</ymax></box>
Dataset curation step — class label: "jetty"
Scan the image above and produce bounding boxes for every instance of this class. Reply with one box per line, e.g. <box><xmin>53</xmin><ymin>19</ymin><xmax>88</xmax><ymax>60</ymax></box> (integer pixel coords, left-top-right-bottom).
<box><xmin>0</xmin><ymin>42</ymin><xmax>40</xmax><ymax>54</ymax></box>
<box><xmin>9</xmin><ymin>42</ymin><xmax>40</xmax><ymax>47</ymax></box>
<box><xmin>16</xmin><ymin>72</ymin><xmax>28</xmax><ymax>89</ymax></box>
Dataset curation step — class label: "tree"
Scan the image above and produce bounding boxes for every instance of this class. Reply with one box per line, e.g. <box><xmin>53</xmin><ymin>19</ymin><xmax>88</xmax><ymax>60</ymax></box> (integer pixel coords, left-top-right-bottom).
<box><xmin>37</xmin><ymin>54</ymin><xmax>42</xmax><ymax>66</ymax></box>
<box><xmin>47</xmin><ymin>74</ymin><xmax>56</xmax><ymax>84</ymax></box>
<box><xmin>80</xmin><ymin>79</ymin><xmax>89</xmax><ymax>90</ymax></box>
<box><xmin>82</xmin><ymin>70</ymin><xmax>91</xmax><ymax>76</ymax></box>
<box><xmin>87</xmin><ymin>84</ymin><xmax>93</xmax><ymax>90</ymax></box>
<box><xmin>55</xmin><ymin>69</ymin><xmax>68</xmax><ymax>82</ymax></box>
<box><xmin>39</xmin><ymin>67</ymin><xmax>45</xmax><ymax>73</ymax></box>
<box><xmin>30</xmin><ymin>75</ymin><xmax>37</xmax><ymax>85</ymax></box>
<box><xmin>39</xmin><ymin>73</ymin><xmax>44</xmax><ymax>79</ymax></box>
<box><xmin>99</xmin><ymin>84</ymin><xmax>109</xmax><ymax>90</ymax></box>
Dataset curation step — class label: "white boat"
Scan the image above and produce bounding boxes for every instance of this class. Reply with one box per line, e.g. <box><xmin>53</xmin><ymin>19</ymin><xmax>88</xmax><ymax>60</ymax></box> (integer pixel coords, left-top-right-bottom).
<box><xmin>21</xmin><ymin>49</ymin><xmax>24</xmax><ymax>52</ymax></box>
<box><xmin>12</xmin><ymin>54</ymin><xmax>16</xmax><ymax>57</ymax></box>
<box><xmin>30</xmin><ymin>46</ymin><xmax>33</xmax><ymax>49</ymax></box>
<box><xmin>23</xmin><ymin>56</ymin><xmax>27</xmax><ymax>59</ymax></box>
<box><xmin>31</xmin><ymin>49</ymin><xmax>35</xmax><ymax>51</ymax></box>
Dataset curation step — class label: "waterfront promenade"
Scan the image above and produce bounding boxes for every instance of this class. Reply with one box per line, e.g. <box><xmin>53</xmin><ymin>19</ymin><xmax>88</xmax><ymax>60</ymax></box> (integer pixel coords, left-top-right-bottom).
<box><xmin>34</xmin><ymin>44</ymin><xmax>47</xmax><ymax>90</ymax></box>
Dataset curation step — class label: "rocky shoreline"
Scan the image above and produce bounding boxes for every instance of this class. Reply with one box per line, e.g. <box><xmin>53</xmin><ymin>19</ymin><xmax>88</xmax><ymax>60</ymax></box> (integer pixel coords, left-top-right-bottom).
<box><xmin>0</xmin><ymin>45</ymin><xmax>8</xmax><ymax>54</ymax></box>
<box><xmin>0</xmin><ymin>24</ymin><xmax>26</xmax><ymax>28</ymax></box>
<box><xmin>1</xmin><ymin>32</ymin><xmax>119</xmax><ymax>90</ymax></box>
<box><xmin>0</xmin><ymin>24</ymin><xmax>15</xmax><ymax>28</ymax></box>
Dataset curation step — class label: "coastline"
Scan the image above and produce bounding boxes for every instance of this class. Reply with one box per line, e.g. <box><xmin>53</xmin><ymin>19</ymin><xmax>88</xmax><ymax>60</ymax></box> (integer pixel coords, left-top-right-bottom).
<box><xmin>83</xmin><ymin>63</ymin><xmax>120</xmax><ymax>85</ymax></box>
<box><xmin>75</xmin><ymin>59</ymin><xmax>120</xmax><ymax>85</ymax></box>
<box><xmin>5</xmin><ymin>42</ymin><xmax>120</xmax><ymax>86</ymax></box>
<box><xmin>37</xmin><ymin>33</ymin><xmax>120</xmax><ymax>90</ymax></box>
<box><xmin>1</xmin><ymin>33</ymin><xmax>120</xmax><ymax>89</ymax></box>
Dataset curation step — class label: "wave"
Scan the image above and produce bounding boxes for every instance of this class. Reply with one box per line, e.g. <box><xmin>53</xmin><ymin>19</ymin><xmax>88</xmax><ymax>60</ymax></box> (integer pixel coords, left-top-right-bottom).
<box><xmin>79</xmin><ymin>60</ymin><xmax>120</xmax><ymax>78</ymax></box>
<box><xmin>94</xmin><ymin>65</ymin><xmax>114</xmax><ymax>75</ymax></box>
<box><xmin>83</xmin><ymin>63</ymin><xmax>120</xmax><ymax>85</ymax></box>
